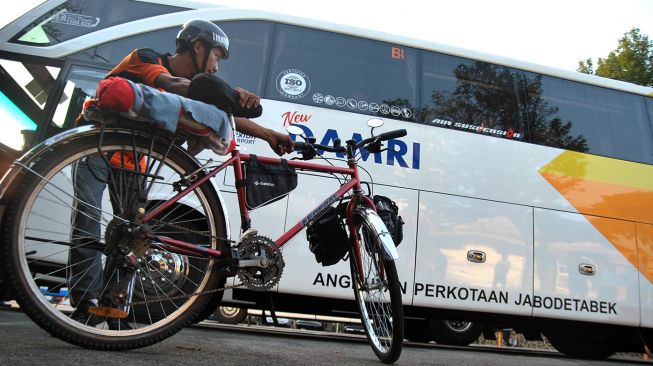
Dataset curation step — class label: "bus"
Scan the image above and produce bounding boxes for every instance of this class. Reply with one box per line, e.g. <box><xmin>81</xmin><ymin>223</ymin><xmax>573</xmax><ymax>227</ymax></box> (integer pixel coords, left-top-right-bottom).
<box><xmin>1</xmin><ymin>0</ymin><xmax>653</xmax><ymax>358</ymax></box>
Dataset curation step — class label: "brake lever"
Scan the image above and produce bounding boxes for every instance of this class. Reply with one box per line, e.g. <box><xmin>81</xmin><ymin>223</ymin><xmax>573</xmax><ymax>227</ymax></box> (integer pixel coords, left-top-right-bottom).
<box><xmin>301</xmin><ymin>145</ymin><xmax>317</xmax><ymax>160</ymax></box>
<box><xmin>366</xmin><ymin>139</ymin><xmax>383</xmax><ymax>153</ymax></box>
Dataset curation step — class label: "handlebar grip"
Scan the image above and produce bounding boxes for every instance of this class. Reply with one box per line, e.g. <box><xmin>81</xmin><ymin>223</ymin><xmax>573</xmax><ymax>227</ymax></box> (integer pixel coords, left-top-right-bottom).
<box><xmin>378</xmin><ymin>129</ymin><xmax>407</xmax><ymax>141</ymax></box>
<box><xmin>293</xmin><ymin>141</ymin><xmax>307</xmax><ymax>151</ymax></box>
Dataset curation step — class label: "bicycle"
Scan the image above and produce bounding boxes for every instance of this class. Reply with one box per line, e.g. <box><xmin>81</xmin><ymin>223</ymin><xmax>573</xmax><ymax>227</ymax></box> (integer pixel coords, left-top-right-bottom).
<box><xmin>0</xmin><ymin>110</ymin><xmax>405</xmax><ymax>363</ymax></box>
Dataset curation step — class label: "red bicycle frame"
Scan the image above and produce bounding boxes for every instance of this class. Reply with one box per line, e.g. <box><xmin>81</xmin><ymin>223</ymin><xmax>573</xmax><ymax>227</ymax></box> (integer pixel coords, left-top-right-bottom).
<box><xmin>142</xmin><ymin>147</ymin><xmax>375</xmax><ymax>272</ymax></box>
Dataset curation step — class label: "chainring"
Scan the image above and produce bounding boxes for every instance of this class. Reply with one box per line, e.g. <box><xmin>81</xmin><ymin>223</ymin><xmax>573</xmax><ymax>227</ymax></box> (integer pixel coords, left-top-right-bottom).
<box><xmin>236</xmin><ymin>235</ymin><xmax>284</xmax><ymax>291</ymax></box>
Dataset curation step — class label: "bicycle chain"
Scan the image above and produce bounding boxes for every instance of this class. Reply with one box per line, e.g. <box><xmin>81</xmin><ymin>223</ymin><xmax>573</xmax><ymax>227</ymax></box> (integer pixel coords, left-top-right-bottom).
<box><xmin>126</xmin><ymin>282</ymin><xmax>246</xmax><ymax>306</ymax></box>
<box><xmin>149</xmin><ymin>218</ymin><xmax>234</xmax><ymax>244</ymax></box>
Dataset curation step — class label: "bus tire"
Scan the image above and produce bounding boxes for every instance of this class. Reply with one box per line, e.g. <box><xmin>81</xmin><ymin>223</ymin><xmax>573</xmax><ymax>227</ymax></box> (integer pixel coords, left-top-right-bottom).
<box><xmin>404</xmin><ymin>318</ymin><xmax>433</xmax><ymax>343</ymax></box>
<box><xmin>429</xmin><ymin>319</ymin><xmax>483</xmax><ymax>346</ymax></box>
<box><xmin>213</xmin><ymin>306</ymin><xmax>248</xmax><ymax>324</ymax></box>
<box><xmin>543</xmin><ymin>325</ymin><xmax>616</xmax><ymax>359</ymax></box>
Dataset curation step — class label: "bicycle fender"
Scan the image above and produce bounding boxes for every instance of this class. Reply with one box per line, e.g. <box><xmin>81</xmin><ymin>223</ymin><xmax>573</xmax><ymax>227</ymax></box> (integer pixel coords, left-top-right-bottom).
<box><xmin>358</xmin><ymin>208</ymin><xmax>399</xmax><ymax>261</ymax></box>
<box><xmin>0</xmin><ymin>125</ymin><xmax>97</xmax><ymax>201</ymax></box>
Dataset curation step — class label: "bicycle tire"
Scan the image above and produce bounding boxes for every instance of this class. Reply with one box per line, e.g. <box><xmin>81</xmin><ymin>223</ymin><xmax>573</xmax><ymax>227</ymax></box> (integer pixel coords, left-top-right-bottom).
<box><xmin>2</xmin><ymin>128</ymin><xmax>227</xmax><ymax>350</ymax></box>
<box><xmin>349</xmin><ymin>209</ymin><xmax>404</xmax><ymax>363</ymax></box>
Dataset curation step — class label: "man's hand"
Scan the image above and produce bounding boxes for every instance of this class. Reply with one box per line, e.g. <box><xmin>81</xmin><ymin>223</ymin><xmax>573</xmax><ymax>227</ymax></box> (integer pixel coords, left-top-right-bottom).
<box><xmin>268</xmin><ymin>131</ymin><xmax>295</xmax><ymax>156</ymax></box>
<box><xmin>233</xmin><ymin>117</ymin><xmax>294</xmax><ymax>156</ymax></box>
<box><xmin>234</xmin><ymin>87</ymin><xmax>260</xmax><ymax>109</ymax></box>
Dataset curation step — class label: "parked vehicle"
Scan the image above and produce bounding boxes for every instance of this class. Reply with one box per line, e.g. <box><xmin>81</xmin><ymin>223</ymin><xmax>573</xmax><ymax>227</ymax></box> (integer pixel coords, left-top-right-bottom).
<box><xmin>2</xmin><ymin>0</ymin><xmax>653</xmax><ymax>358</ymax></box>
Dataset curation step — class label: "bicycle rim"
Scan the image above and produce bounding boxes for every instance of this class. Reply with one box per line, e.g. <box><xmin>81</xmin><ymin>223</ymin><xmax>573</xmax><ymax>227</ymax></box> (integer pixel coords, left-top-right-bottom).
<box><xmin>350</xmin><ymin>211</ymin><xmax>403</xmax><ymax>363</ymax></box>
<box><xmin>3</xmin><ymin>131</ymin><xmax>224</xmax><ymax>348</ymax></box>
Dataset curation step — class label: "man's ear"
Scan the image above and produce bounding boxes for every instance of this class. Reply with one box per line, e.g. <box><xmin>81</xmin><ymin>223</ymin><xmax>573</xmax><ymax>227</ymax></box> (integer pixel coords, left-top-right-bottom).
<box><xmin>192</xmin><ymin>40</ymin><xmax>204</xmax><ymax>55</ymax></box>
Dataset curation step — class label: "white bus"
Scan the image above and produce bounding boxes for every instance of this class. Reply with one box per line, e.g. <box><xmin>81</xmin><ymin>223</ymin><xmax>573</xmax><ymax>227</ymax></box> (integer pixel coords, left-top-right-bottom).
<box><xmin>2</xmin><ymin>0</ymin><xmax>653</xmax><ymax>358</ymax></box>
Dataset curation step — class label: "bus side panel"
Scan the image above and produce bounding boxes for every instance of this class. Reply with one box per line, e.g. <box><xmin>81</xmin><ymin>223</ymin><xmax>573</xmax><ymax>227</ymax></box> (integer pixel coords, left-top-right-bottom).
<box><xmin>637</xmin><ymin>223</ymin><xmax>653</xmax><ymax>328</ymax></box>
<box><xmin>533</xmin><ymin>208</ymin><xmax>639</xmax><ymax>326</ymax></box>
<box><xmin>413</xmin><ymin>192</ymin><xmax>533</xmax><ymax>316</ymax></box>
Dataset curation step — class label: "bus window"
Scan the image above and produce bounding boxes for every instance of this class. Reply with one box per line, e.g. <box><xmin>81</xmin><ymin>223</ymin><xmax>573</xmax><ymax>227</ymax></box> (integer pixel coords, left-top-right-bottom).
<box><xmin>0</xmin><ymin>59</ymin><xmax>61</xmax><ymax>151</ymax></box>
<box><xmin>217</xmin><ymin>21</ymin><xmax>274</xmax><ymax>96</ymax></box>
<box><xmin>90</xmin><ymin>27</ymin><xmax>178</xmax><ymax>67</ymax></box>
<box><xmin>90</xmin><ymin>21</ymin><xmax>273</xmax><ymax>96</ymax></box>
<box><xmin>0</xmin><ymin>60</ymin><xmax>60</xmax><ymax>110</ymax></box>
<box><xmin>10</xmin><ymin>0</ymin><xmax>188</xmax><ymax>47</ymax></box>
<box><xmin>51</xmin><ymin>66</ymin><xmax>107</xmax><ymax>130</ymax></box>
<box><xmin>421</xmin><ymin>51</ymin><xmax>526</xmax><ymax>141</ymax></box>
<box><xmin>526</xmin><ymin>74</ymin><xmax>653</xmax><ymax>164</ymax></box>
<box><xmin>266</xmin><ymin>25</ymin><xmax>418</xmax><ymax>122</ymax></box>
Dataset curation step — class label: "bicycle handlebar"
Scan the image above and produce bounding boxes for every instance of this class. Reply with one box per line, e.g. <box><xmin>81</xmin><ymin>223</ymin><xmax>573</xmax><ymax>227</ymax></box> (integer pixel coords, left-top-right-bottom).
<box><xmin>378</xmin><ymin>129</ymin><xmax>407</xmax><ymax>141</ymax></box>
<box><xmin>293</xmin><ymin>128</ymin><xmax>407</xmax><ymax>159</ymax></box>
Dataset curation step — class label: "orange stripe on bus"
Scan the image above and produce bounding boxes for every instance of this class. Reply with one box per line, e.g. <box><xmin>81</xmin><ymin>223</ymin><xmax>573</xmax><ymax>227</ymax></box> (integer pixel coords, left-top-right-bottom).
<box><xmin>637</xmin><ymin>223</ymin><xmax>653</xmax><ymax>284</ymax></box>
<box><xmin>539</xmin><ymin>172</ymin><xmax>653</xmax><ymax>224</ymax></box>
<box><xmin>540</xmin><ymin>151</ymin><xmax>653</xmax><ymax>283</ymax></box>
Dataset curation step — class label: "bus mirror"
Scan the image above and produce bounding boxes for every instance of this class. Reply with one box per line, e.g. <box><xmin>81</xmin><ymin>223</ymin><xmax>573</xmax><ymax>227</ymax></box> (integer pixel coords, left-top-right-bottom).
<box><xmin>366</xmin><ymin>118</ymin><xmax>384</xmax><ymax>128</ymax></box>
<box><xmin>286</xmin><ymin>125</ymin><xmax>304</xmax><ymax>136</ymax></box>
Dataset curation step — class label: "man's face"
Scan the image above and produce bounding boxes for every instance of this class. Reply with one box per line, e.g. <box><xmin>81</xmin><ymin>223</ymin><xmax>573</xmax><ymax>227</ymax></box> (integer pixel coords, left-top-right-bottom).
<box><xmin>191</xmin><ymin>40</ymin><xmax>224</xmax><ymax>75</ymax></box>
<box><xmin>195</xmin><ymin>42</ymin><xmax>224</xmax><ymax>75</ymax></box>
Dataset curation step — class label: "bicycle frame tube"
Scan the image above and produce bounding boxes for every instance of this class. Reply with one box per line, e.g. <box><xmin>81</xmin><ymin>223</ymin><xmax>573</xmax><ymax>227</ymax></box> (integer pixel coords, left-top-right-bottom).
<box><xmin>141</xmin><ymin>149</ymin><xmax>361</xmax><ymax>259</ymax></box>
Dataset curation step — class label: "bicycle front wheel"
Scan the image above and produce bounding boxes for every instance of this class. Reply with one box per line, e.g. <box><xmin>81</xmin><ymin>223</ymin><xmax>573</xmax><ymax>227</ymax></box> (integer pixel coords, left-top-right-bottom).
<box><xmin>1</xmin><ymin>127</ymin><xmax>227</xmax><ymax>350</ymax></box>
<box><xmin>350</xmin><ymin>210</ymin><xmax>404</xmax><ymax>363</ymax></box>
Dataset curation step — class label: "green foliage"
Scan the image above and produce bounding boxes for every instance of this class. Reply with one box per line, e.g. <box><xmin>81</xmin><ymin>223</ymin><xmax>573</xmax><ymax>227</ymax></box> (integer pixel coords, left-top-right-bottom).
<box><xmin>577</xmin><ymin>28</ymin><xmax>653</xmax><ymax>87</ymax></box>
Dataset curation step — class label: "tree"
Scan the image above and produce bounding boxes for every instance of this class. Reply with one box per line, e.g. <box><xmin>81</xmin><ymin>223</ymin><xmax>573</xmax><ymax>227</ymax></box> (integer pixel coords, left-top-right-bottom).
<box><xmin>578</xmin><ymin>28</ymin><xmax>653</xmax><ymax>87</ymax></box>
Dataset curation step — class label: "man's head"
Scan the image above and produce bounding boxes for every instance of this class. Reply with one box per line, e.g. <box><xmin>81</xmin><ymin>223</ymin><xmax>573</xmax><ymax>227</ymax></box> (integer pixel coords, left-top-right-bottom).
<box><xmin>176</xmin><ymin>19</ymin><xmax>229</xmax><ymax>76</ymax></box>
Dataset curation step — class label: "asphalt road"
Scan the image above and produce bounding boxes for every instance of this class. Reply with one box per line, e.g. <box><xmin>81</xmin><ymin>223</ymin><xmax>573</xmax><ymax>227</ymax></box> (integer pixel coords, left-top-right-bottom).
<box><xmin>0</xmin><ymin>308</ymin><xmax>649</xmax><ymax>366</ymax></box>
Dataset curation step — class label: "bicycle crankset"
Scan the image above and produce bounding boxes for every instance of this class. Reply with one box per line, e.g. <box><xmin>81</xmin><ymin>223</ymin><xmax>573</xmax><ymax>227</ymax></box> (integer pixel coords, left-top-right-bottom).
<box><xmin>236</xmin><ymin>235</ymin><xmax>284</xmax><ymax>291</ymax></box>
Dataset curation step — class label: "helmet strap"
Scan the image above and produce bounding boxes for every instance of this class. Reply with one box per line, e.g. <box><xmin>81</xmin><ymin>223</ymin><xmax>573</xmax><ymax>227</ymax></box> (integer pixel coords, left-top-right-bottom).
<box><xmin>200</xmin><ymin>40</ymin><xmax>212</xmax><ymax>74</ymax></box>
<box><xmin>189</xmin><ymin>40</ymin><xmax>202</xmax><ymax>75</ymax></box>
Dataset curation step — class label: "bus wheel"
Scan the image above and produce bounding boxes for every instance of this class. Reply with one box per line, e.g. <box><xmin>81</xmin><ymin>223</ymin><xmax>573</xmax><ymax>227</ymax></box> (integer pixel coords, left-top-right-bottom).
<box><xmin>429</xmin><ymin>319</ymin><xmax>483</xmax><ymax>346</ymax></box>
<box><xmin>214</xmin><ymin>306</ymin><xmax>248</xmax><ymax>324</ymax></box>
<box><xmin>404</xmin><ymin>318</ymin><xmax>433</xmax><ymax>343</ymax></box>
<box><xmin>543</xmin><ymin>325</ymin><xmax>616</xmax><ymax>359</ymax></box>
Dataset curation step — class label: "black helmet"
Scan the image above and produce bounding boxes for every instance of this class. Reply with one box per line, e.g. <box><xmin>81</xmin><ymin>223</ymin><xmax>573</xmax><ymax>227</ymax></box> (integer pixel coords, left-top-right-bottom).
<box><xmin>176</xmin><ymin>19</ymin><xmax>230</xmax><ymax>59</ymax></box>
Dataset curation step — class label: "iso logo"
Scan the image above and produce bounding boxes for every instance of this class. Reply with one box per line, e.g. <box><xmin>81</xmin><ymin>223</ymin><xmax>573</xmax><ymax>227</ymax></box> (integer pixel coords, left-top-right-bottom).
<box><xmin>276</xmin><ymin>69</ymin><xmax>310</xmax><ymax>100</ymax></box>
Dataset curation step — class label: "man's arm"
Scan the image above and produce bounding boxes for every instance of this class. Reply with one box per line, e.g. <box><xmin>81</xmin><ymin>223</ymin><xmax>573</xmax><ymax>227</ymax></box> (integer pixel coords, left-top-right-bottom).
<box><xmin>155</xmin><ymin>73</ymin><xmax>293</xmax><ymax>155</ymax></box>
<box><xmin>235</xmin><ymin>117</ymin><xmax>294</xmax><ymax>156</ymax></box>
<box><xmin>154</xmin><ymin>73</ymin><xmax>190</xmax><ymax>96</ymax></box>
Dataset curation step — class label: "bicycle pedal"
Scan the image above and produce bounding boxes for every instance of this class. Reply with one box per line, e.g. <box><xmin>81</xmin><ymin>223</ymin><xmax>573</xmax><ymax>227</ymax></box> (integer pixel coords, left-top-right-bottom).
<box><xmin>87</xmin><ymin>306</ymin><xmax>129</xmax><ymax>319</ymax></box>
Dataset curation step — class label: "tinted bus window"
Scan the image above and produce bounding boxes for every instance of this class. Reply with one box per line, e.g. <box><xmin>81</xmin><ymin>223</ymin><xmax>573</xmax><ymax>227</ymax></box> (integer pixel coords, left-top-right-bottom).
<box><xmin>526</xmin><ymin>74</ymin><xmax>653</xmax><ymax>163</ymax></box>
<box><xmin>89</xmin><ymin>21</ymin><xmax>272</xmax><ymax>96</ymax></box>
<box><xmin>0</xmin><ymin>59</ymin><xmax>61</xmax><ymax>150</ymax></box>
<box><xmin>266</xmin><ymin>25</ymin><xmax>418</xmax><ymax>122</ymax></box>
<box><xmin>216</xmin><ymin>21</ymin><xmax>274</xmax><ymax>95</ymax></box>
<box><xmin>421</xmin><ymin>51</ymin><xmax>526</xmax><ymax>141</ymax></box>
<box><xmin>10</xmin><ymin>0</ymin><xmax>188</xmax><ymax>46</ymax></box>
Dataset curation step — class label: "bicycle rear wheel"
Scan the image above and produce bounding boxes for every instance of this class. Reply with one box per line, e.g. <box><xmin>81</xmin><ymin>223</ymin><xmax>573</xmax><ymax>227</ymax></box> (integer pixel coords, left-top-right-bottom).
<box><xmin>1</xmin><ymin>127</ymin><xmax>227</xmax><ymax>350</ymax></box>
<box><xmin>350</xmin><ymin>209</ymin><xmax>404</xmax><ymax>363</ymax></box>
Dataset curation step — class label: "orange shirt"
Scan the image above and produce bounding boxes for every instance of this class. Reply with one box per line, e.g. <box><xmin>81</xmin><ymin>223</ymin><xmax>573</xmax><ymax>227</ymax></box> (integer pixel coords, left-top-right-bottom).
<box><xmin>107</xmin><ymin>48</ymin><xmax>173</xmax><ymax>87</ymax></box>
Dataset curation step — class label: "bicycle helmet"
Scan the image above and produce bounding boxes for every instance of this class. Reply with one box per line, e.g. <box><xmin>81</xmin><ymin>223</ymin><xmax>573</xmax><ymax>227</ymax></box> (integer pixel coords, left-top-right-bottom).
<box><xmin>176</xmin><ymin>19</ymin><xmax>230</xmax><ymax>74</ymax></box>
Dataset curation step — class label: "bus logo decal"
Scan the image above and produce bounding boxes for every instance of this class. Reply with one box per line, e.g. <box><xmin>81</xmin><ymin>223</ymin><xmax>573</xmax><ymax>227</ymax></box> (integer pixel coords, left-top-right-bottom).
<box><xmin>52</xmin><ymin>11</ymin><xmax>100</xmax><ymax>28</ymax></box>
<box><xmin>277</xmin><ymin>69</ymin><xmax>310</xmax><ymax>100</ymax></box>
<box><xmin>282</xmin><ymin>111</ymin><xmax>312</xmax><ymax>126</ymax></box>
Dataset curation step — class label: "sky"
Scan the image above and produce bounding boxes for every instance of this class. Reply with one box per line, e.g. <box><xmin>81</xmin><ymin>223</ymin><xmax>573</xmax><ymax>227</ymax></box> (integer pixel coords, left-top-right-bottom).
<box><xmin>1</xmin><ymin>0</ymin><xmax>652</xmax><ymax>72</ymax></box>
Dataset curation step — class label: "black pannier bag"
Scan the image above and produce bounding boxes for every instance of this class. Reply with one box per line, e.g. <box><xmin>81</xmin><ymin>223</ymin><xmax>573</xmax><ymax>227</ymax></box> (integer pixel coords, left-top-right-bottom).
<box><xmin>243</xmin><ymin>155</ymin><xmax>297</xmax><ymax>210</ymax></box>
<box><xmin>372</xmin><ymin>195</ymin><xmax>404</xmax><ymax>246</ymax></box>
<box><xmin>307</xmin><ymin>206</ymin><xmax>350</xmax><ymax>266</ymax></box>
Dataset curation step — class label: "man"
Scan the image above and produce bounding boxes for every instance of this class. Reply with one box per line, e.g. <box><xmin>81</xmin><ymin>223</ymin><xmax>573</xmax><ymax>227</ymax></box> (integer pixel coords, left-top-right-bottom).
<box><xmin>68</xmin><ymin>19</ymin><xmax>291</xmax><ymax>327</ymax></box>
<box><xmin>108</xmin><ymin>18</ymin><xmax>292</xmax><ymax>155</ymax></box>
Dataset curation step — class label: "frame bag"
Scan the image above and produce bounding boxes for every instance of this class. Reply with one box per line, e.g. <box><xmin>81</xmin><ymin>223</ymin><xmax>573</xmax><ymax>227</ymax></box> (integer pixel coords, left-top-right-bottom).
<box><xmin>306</xmin><ymin>207</ymin><xmax>349</xmax><ymax>266</ymax></box>
<box><xmin>243</xmin><ymin>155</ymin><xmax>297</xmax><ymax>209</ymax></box>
